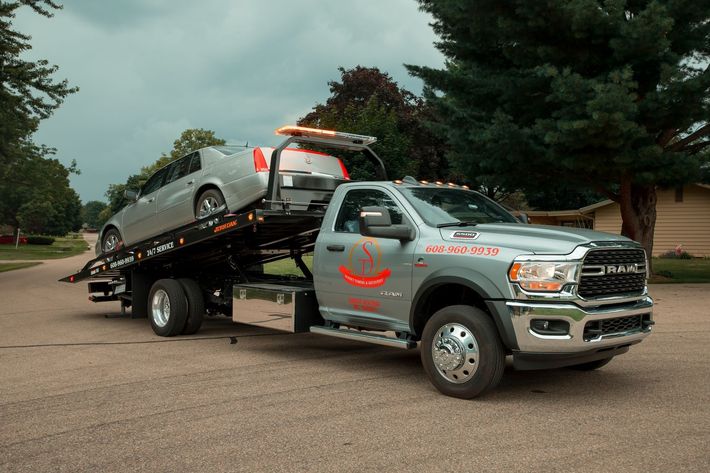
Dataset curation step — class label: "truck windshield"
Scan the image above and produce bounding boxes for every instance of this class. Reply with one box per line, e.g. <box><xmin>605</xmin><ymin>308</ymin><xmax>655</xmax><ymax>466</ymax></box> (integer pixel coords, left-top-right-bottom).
<box><xmin>399</xmin><ymin>187</ymin><xmax>519</xmax><ymax>226</ymax></box>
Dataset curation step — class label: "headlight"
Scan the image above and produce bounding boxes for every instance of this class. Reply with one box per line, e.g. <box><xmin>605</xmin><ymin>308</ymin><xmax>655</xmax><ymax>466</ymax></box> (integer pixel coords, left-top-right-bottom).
<box><xmin>508</xmin><ymin>261</ymin><xmax>579</xmax><ymax>292</ymax></box>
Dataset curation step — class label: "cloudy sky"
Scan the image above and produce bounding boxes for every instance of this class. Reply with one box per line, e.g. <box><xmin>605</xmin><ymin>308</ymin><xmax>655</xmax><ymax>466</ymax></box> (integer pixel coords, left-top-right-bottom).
<box><xmin>14</xmin><ymin>0</ymin><xmax>444</xmax><ymax>203</ymax></box>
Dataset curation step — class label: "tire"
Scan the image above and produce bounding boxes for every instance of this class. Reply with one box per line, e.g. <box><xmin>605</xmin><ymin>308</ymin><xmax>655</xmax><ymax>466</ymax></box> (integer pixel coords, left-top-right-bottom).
<box><xmin>195</xmin><ymin>189</ymin><xmax>225</xmax><ymax>220</ymax></box>
<box><xmin>178</xmin><ymin>278</ymin><xmax>204</xmax><ymax>335</ymax></box>
<box><xmin>568</xmin><ymin>357</ymin><xmax>614</xmax><ymax>371</ymax></box>
<box><xmin>421</xmin><ymin>305</ymin><xmax>505</xmax><ymax>399</ymax></box>
<box><xmin>101</xmin><ymin>228</ymin><xmax>123</xmax><ymax>254</ymax></box>
<box><xmin>148</xmin><ymin>279</ymin><xmax>188</xmax><ymax>337</ymax></box>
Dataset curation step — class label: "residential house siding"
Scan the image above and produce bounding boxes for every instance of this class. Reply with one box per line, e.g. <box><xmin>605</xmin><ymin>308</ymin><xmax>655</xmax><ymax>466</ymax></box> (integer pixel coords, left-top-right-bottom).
<box><xmin>592</xmin><ymin>185</ymin><xmax>710</xmax><ymax>256</ymax></box>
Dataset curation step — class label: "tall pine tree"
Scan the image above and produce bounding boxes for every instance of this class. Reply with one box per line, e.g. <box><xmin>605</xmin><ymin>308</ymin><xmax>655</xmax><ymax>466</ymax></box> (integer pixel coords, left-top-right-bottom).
<box><xmin>408</xmin><ymin>0</ymin><xmax>709</xmax><ymax>260</ymax></box>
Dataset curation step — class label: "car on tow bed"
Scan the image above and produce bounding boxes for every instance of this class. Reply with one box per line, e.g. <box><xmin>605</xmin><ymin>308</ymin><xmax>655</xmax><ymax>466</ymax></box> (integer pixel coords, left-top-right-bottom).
<box><xmin>97</xmin><ymin>146</ymin><xmax>350</xmax><ymax>255</ymax></box>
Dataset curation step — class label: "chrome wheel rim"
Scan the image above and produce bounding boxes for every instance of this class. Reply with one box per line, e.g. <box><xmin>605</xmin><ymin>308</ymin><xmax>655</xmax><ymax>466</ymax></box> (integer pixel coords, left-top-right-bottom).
<box><xmin>103</xmin><ymin>233</ymin><xmax>120</xmax><ymax>252</ymax></box>
<box><xmin>432</xmin><ymin>323</ymin><xmax>479</xmax><ymax>384</ymax></box>
<box><xmin>151</xmin><ymin>289</ymin><xmax>170</xmax><ymax>328</ymax></box>
<box><xmin>198</xmin><ymin>196</ymin><xmax>219</xmax><ymax>219</ymax></box>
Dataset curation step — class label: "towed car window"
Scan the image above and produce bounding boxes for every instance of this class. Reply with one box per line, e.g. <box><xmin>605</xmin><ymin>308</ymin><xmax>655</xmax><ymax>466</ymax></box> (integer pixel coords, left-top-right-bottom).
<box><xmin>141</xmin><ymin>167</ymin><xmax>168</xmax><ymax>196</ymax></box>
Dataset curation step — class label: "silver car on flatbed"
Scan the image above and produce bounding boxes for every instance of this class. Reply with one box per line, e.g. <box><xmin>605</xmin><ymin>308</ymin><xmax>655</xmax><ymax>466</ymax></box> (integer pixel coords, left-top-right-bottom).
<box><xmin>97</xmin><ymin>146</ymin><xmax>350</xmax><ymax>255</ymax></box>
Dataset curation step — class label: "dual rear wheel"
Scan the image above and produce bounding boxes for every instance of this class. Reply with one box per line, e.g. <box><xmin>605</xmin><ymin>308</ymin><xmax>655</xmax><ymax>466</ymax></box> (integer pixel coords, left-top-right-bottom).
<box><xmin>148</xmin><ymin>278</ymin><xmax>205</xmax><ymax>336</ymax></box>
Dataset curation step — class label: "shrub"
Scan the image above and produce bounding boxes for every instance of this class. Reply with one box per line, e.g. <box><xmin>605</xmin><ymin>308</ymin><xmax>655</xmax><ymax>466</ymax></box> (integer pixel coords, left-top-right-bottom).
<box><xmin>27</xmin><ymin>236</ymin><xmax>55</xmax><ymax>245</ymax></box>
<box><xmin>659</xmin><ymin>249</ymin><xmax>693</xmax><ymax>259</ymax></box>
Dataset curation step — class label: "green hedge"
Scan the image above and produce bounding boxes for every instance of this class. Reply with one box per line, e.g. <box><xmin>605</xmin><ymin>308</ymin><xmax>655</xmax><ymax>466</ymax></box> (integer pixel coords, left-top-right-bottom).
<box><xmin>27</xmin><ymin>236</ymin><xmax>56</xmax><ymax>245</ymax></box>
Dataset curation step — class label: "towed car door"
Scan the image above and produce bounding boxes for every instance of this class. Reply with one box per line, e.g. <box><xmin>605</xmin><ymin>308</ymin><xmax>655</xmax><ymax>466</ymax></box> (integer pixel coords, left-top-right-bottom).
<box><xmin>122</xmin><ymin>167</ymin><xmax>168</xmax><ymax>244</ymax></box>
<box><xmin>157</xmin><ymin>153</ymin><xmax>201</xmax><ymax>230</ymax></box>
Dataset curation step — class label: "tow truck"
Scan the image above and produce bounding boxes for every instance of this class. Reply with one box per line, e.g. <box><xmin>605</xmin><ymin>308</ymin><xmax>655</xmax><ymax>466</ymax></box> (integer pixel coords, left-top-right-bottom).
<box><xmin>62</xmin><ymin>126</ymin><xmax>654</xmax><ymax>398</ymax></box>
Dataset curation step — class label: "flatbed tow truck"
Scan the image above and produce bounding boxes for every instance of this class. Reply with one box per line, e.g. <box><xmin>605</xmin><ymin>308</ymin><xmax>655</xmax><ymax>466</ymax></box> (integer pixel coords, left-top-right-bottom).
<box><xmin>62</xmin><ymin>126</ymin><xmax>654</xmax><ymax>398</ymax></box>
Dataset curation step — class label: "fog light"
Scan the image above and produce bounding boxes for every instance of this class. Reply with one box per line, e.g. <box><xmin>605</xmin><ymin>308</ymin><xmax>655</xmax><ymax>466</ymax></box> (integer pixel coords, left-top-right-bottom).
<box><xmin>531</xmin><ymin>319</ymin><xmax>569</xmax><ymax>336</ymax></box>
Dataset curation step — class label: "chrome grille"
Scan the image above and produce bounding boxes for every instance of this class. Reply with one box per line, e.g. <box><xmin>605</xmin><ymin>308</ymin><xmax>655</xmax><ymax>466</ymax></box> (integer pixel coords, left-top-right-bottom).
<box><xmin>578</xmin><ymin>249</ymin><xmax>646</xmax><ymax>298</ymax></box>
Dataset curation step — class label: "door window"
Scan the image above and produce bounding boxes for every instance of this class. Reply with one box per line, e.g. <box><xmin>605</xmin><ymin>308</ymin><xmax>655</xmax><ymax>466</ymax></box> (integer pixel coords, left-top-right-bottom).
<box><xmin>335</xmin><ymin>188</ymin><xmax>403</xmax><ymax>233</ymax></box>
<box><xmin>165</xmin><ymin>155</ymin><xmax>192</xmax><ymax>184</ymax></box>
<box><xmin>141</xmin><ymin>167</ymin><xmax>168</xmax><ymax>196</ymax></box>
<box><xmin>188</xmin><ymin>153</ymin><xmax>201</xmax><ymax>174</ymax></box>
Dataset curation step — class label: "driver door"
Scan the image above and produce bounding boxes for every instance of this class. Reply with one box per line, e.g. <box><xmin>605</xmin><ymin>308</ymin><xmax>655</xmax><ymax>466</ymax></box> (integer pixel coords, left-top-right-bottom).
<box><xmin>313</xmin><ymin>187</ymin><xmax>417</xmax><ymax>331</ymax></box>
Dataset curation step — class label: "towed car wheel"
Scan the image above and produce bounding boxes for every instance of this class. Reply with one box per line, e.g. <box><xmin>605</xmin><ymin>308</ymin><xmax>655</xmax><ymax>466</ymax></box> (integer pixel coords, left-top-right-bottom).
<box><xmin>102</xmin><ymin>228</ymin><xmax>123</xmax><ymax>254</ymax></box>
<box><xmin>195</xmin><ymin>189</ymin><xmax>225</xmax><ymax>219</ymax></box>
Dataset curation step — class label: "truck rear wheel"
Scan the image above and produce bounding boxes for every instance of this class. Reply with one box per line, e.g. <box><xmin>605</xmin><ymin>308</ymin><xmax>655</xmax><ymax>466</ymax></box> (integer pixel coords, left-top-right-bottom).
<box><xmin>421</xmin><ymin>305</ymin><xmax>505</xmax><ymax>399</ymax></box>
<box><xmin>178</xmin><ymin>278</ymin><xmax>204</xmax><ymax>335</ymax></box>
<box><xmin>148</xmin><ymin>279</ymin><xmax>188</xmax><ymax>337</ymax></box>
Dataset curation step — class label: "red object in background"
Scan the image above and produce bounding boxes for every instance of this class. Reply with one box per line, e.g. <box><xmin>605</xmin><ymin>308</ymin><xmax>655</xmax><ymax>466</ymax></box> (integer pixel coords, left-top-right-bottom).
<box><xmin>0</xmin><ymin>235</ymin><xmax>27</xmax><ymax>245</ymax></box>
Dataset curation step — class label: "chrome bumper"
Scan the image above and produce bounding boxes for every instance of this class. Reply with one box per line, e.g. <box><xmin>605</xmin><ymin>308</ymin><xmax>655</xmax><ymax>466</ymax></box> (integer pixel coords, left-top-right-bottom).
<box><xmin>506</xmin><ymin>296</ymin><xmax>653</xmax><ymax>353</ymax></box>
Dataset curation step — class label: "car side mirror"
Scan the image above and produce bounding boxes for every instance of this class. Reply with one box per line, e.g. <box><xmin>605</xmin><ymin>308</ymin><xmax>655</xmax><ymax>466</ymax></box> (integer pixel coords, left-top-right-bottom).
<box><xmin>359</xmin><ymin>206</ymin><xmax>414</xmax><ymax>241</ymax></box>
<box><xmin>124</xmin><ymin>189</ymin><xmax>139</xmax><ymax>202</ymax></box>
<box><xmin>518</xmin><ymin>212</ymin><xmax>529</xmax><ymax>224</ymax></box>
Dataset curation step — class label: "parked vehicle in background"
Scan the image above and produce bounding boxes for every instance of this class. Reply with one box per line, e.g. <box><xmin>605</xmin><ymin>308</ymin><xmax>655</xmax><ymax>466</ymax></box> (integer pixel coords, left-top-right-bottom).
<box><xmin>97</xmin><ymin>146</ymin><xmax>350</xmax><ymax>255</ymax></box>
<box><xmin>0</xmin><ymin>235</ymin><xmax>27</xmax><ymax>245</ymax></box>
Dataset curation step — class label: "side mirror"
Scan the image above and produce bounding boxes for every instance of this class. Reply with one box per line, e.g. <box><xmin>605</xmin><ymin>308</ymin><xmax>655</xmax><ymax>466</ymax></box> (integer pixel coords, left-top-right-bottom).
<box><xmin>359</xmin><ymin>206</ymin><xmax>414</xmax><ymax>241</ymax></box>
<box><xmin>124</xmin><ymin>189</ymin><xmax>139</xmax><ymax>202</ymax></box>
<box><xmin>518</xmin><ymin>212</ymin><xmax>529</xmax><ymax>224</ymax></box>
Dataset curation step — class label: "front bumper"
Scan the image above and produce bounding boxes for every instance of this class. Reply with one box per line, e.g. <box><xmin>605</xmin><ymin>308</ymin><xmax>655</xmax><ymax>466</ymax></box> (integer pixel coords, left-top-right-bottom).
<box><xmin>504</xmin><ymin>296</ymin><xmax>653</xmax><ymax>353</ymax></box>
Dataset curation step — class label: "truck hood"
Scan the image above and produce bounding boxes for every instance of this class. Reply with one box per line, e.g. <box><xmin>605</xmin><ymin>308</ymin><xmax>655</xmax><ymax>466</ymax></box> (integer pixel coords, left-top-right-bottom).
<box><xmin>439</xmin><ymin>223</ymin><xmax>637</xmax><ymax>255</ymax></box>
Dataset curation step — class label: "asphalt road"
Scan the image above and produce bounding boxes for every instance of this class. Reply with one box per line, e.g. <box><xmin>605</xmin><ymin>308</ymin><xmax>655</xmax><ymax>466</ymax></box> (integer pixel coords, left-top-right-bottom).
<box><xmin>1</xmin><ymin>236</ymin><xmax>708</xmax><ymax>472</ymax></box>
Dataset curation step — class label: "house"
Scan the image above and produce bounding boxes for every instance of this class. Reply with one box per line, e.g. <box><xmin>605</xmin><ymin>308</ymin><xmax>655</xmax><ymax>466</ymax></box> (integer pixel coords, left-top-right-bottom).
<box><xmin>524</xmin><ymin>184</ymin><xmax>710</xmax><ymax>257</ymax></box>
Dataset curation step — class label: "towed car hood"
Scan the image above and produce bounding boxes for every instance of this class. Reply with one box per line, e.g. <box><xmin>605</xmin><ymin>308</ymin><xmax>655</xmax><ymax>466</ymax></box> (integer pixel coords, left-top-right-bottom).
<box><xmin>440</xmin><ymin>223</ymin><xmax>637</xmax><ymax>255</ymax></box>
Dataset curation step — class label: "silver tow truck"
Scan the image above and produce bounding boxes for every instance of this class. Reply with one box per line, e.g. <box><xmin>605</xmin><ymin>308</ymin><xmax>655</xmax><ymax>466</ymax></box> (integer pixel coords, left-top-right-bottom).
<box><xmin>65</xmin><ymin>125</ymin><xmax>653</xmax><ymax>398</ymax></box>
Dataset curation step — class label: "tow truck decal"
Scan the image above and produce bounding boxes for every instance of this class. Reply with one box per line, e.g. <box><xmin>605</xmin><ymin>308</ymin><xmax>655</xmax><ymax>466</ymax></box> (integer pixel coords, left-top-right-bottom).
<box><xmin>338</xmin><ymin>238</ymin><xmax>392</xmax><ymax>288</ymax></box>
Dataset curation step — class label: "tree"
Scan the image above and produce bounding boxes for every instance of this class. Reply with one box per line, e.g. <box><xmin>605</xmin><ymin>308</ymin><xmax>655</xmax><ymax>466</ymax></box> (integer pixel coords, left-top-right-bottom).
<box><xmin>2</xmin><ymin>150</ymin><xmax>82</xmax><ymax>235</ymax></box>
<box><xmin>102</xmin><ymin>128</ymin><xmax>226</xmax><ymax>217</ymax></box>
<box><xmin>0</xmin><ymin>1</ymin><xmax>77</xmax><ymax>170</ymax></box>
<box><xmin>408</xmin><ymin>0</ymin><xmax>710</xmax><ymax>261</ymax></box>
<box><xmin>0</xmin><ymin>1</ymin><xmax>79</xmax><ymax>235</ymax></box>
<box><xmin>81</xmin><ymin>200</ymin><xmax>107</xmax><ymax>228</ymax></box>
<box><xmin>298</xmin><ymin>66</ymin><xmax>448</xmax><ymax>180</ymax></box>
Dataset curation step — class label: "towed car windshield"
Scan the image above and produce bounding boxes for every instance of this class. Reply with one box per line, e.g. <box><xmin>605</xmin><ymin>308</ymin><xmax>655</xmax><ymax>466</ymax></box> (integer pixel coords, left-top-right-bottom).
<box><xmin>399</xmin><ymin>187</ymin><xmax>518</xmax><ymax>226</ymax></box>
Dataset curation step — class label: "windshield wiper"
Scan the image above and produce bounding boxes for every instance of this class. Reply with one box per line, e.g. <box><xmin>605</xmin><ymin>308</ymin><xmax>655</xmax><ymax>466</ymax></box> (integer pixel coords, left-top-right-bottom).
<box><xmin>436</xmin><ymin>221</ymin><xmax>478</xmax><ymax>228</ymax></box>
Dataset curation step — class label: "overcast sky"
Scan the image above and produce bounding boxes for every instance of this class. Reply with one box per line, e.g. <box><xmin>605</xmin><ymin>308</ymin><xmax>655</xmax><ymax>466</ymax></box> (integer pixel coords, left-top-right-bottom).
<box><xmin>15</xmin><ymin>0</ymin><xmax>444</xmax><ymax>203</ymax></box>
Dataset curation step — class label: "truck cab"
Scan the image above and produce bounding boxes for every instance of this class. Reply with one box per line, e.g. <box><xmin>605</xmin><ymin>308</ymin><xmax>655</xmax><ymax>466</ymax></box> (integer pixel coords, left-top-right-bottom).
<box><xmin>310</xmin><ymin>178</ymin><xmax>653</xmax><ymax>398</ymax></box>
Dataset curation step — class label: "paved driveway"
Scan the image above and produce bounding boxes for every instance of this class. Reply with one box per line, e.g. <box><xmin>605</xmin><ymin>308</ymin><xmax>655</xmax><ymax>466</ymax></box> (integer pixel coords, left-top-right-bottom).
<box><xmin>0</xmin><ymin>241</ymin><xmax>708</xmax><ymax>472</ymax></box>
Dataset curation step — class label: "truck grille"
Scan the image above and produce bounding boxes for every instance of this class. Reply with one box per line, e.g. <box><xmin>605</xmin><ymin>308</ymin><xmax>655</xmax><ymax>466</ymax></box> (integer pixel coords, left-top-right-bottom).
<box><xmin>583</xmin><ymin>315</ymin><xmax>643</xmax><ymax>341</ymax></box>
<box><xmin>578</xmin><ymin>249</ymin><xmax>647</xmax><ymax>298</ymax></box>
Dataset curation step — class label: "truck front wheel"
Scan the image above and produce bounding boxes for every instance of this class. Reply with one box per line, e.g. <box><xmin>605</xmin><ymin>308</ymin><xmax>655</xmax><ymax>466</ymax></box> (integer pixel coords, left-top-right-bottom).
<box><xmin>421</xmin><ymin>305</ymin><xmax>505</xmax><ymax>399</ymax></box>
<box><xmin>148</xmin><ymin>279</ymin><xmax>188</xmax><ymax>337</ymax></box>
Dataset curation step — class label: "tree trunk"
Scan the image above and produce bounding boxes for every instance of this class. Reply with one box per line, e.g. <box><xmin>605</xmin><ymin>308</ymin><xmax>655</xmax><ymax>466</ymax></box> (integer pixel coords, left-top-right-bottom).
<box><xmin>618</xmin><ymin>178</ymin><xmax>657</xmax><ymax>273</ymax></box>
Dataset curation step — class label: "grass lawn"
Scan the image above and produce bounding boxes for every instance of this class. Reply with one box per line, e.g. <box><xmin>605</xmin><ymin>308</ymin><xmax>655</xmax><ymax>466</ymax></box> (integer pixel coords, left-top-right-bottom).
<box><xmin>0</xmin><ymin>262</ymin><xmax>42</xmax><ymax>273</ymax></box>
<box><xmin>0</xmin><ymin>235</ymin><xmax>89</xmax><ymax>261</ymax></box>
<box><xmin>650</xmin><ymin>257</ymin><xmax>710</xmax><ymax>284</ymax></box>
<box><xmin>264</xmin><ymin>254</ymin><xmax>313</xmax><ymax>277</ymax></box>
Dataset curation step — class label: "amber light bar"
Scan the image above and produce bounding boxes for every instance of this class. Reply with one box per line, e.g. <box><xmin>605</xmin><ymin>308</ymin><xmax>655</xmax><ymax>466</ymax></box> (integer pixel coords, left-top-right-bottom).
<box><xmin>275</xmin><ymin>125</ymin><xmax>377</xmax><ymax>146</ymax></box>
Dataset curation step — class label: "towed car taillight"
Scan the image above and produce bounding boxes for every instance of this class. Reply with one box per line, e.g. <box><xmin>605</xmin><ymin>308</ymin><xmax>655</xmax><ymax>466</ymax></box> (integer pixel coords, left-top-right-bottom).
<box><xmin>253</xmin><ymin>148</ymin><xmax>269</xmax><ymax>173</ymax></box>
<box><xmin>337</xmin><ymin>158</ymin><xmax>350</xmax><ymax>180</ymax></box>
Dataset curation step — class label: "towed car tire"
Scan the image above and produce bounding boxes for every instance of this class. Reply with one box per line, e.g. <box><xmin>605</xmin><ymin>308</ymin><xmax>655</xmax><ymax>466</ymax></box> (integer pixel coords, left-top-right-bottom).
<box><xmin>101</xmin><ymin>228</ymin><xmax>123</xmax><ymax>254</ymax></box>
<box><xmin>195</xmin><ymin>189</ymin><xmax>225</xmax><ymax>219</ymax></box>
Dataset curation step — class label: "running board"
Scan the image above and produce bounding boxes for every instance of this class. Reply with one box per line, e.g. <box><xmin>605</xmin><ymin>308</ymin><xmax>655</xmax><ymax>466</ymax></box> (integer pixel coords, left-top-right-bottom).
<box><xmin>310</xmin><ymin>325</ymin><xmax>416</xmax><ymax>349</ymax></box>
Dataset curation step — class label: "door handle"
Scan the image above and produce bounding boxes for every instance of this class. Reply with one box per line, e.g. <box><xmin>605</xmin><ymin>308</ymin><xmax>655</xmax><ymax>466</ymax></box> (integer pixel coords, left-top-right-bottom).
<box><xmin>147</xmin><ymin>198</ymin><xmax>154</xmax><ymax>203</ymax></box>
<box><xmin>186</xmin><ymin>180</ymin><xmax>194</xmax><ymax>185</ymax></box>
<box><xmin>327</xmin><ymin>245</ymin><xmax>345</xmax><ymax>252</ymax></box>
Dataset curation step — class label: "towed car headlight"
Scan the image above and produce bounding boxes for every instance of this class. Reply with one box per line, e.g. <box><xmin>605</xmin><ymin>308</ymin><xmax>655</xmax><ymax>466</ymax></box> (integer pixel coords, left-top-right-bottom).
<box><xmin>508</xmin><ymin>261</ymin><xmax>579</xmax><ymax>292</ymax></box>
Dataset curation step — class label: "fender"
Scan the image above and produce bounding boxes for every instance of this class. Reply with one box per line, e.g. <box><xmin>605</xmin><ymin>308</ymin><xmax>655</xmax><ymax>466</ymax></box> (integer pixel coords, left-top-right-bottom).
<box><xmin>409</xmin><ymin>268</ymin><xmax>518</xmax><ymax>350</ymax></box>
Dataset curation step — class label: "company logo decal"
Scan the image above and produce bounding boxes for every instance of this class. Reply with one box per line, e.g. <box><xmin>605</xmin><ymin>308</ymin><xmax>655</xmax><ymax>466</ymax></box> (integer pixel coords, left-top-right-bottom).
<box><xmin>451</xmin><ymin>231</ymin><xmax>480</xmax><ymax>240</ymax></box>
<box><xmin>338</xmin><ymin>238</ymin><xmax>392</xmax><ymax>288</ymax></box>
